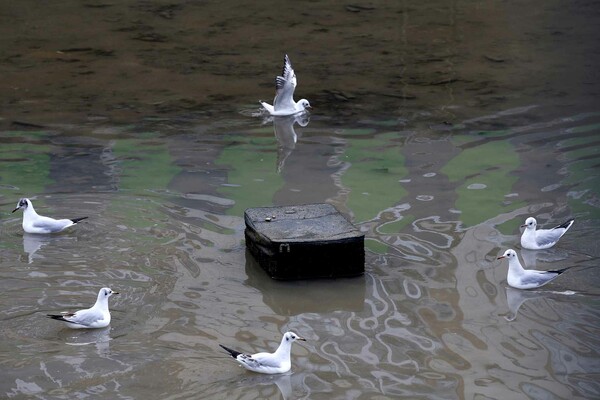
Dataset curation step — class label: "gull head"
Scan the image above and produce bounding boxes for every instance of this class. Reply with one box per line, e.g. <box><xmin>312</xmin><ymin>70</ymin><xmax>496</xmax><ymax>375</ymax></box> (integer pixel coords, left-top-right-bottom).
<box><xmin>12</xmin><ymin>198</ymin><xmax>31</xmax><ymax>213</ymax></box>
<box><xmin>298</xmin><ymin>99</ymin><xmax>311</xmax><ymax>111</ymax></box>
<box><xmin>284</xmin><ymin>331</ymin><xmax>306</xmax><ymax>343</ymax></box>
<box><xmin>497</xmin><ymin>249</ymin><xmax>517</xmax><ymax>260</ymax></box>
<box><xmin>520</xmin><ymin>217</ymin><xmax>537</xmax><ymax>230</ymax></box>
<box><xmin>98</xmin><ymin>287</ymin><xmax>119</xmax><ymax>302</ymax></box>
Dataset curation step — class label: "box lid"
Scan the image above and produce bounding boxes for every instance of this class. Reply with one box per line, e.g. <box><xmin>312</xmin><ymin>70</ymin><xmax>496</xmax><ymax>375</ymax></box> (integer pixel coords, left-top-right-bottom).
<box><xmin>244</xmin><ymin>203</ymin><xmax>363</xmax><ymax>243</ymax></box>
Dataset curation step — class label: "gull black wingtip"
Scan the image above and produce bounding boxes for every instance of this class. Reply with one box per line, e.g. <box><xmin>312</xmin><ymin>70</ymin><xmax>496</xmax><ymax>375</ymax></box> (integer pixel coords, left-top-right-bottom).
<box><xmin>549</xmin><ymin>267</ymin><xmax>569</xmax><ymax>275</ymax></box>
<box><xmin>556</xmin><ymin>219</ymin><xmax>575</xmax><ymax>230</ymax></box>
<box><xmin>47</xmin><ymin>314</ymin><xmax>68</xmax><ymax>322</ymax></box>
<box><xmin>219</xmin><ymin>344</ymin><xmax>242</xmax><ymax>358</ymax></box>
<box><xmin>70</xmin><ymin>217</ymin><xmax>88</xmax><ymax>224</ymax></box>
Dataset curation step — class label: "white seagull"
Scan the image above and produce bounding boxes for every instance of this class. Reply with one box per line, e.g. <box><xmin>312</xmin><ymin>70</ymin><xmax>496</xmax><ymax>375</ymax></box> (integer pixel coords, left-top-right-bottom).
<box><xmin>220</xmin><ymin>331</ymin><xmax>306</xmax><ymax>374</ymax></box>
<box><xmin>12</xmin><ymin>198</ymin><xmax>88</xmax><ymax>234</ymax></box>
<box><xmin>497</xmin><ymin>249</ymin><xmax>567</xmax><ymax>289</ymax></box>
<box><xmin>520</xmin><ymin>217</ymin><xmax>574</xmax><ymax>250</ymax></box>
<box><xmin>47</xmin><ymin>287</ymin><xmax>118</xmax><ymax>329</ymax></box>
<box><xmin>260</xmin><ymin>54</ymin><xmax>311</xmax><ymax>116</ymax></box>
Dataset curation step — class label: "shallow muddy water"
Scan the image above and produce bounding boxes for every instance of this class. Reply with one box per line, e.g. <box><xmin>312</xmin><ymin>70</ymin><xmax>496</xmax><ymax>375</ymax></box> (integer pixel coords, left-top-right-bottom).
<box><xmin>1</xmin><ymin>1</ymin><xmax>599</xmax><ymax>399</ymax></box>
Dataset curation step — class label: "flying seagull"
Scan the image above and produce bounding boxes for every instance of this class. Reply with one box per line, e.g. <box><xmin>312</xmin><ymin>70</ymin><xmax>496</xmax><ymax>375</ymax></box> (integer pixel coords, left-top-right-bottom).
<box><xmin>260</xmin><ymin>54</ymin><xmax>311</xmax><ymax>116</ymax></box>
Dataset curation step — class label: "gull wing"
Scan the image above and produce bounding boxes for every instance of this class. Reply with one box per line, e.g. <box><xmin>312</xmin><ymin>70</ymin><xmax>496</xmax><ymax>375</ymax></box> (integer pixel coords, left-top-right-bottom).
<box><xmin>521</xmin><ymin>271</ymin><xmax>560</xmax><ymax>288</ymax></box>
<box><xmin>236</xmin><ymin>353</ymin><xmax>265</xmax><ymax>370</ymax></box>
<box><xmin>535</xmin><ymin>229</ymin><xmax>565</xmax><ymax>248</ymax></box>
<box><xmin>31</xmin><ymin>217</ymin><xmax>71</xmax><ymax>232</ymax></box>
<box><xmin>220</xmin><ymin>345</ymin><xmax>274</xmax><ymax>369</ymax></box>
<box><xmin>61</xmin><ymin>308</ymin><xmax>103</xmax><ymax>327</ymax></box>
<box><xmin>273</xmin><ymin>55</ymin><xmax>297</xmax><ymax>111</ymax></box>
<box><xmin>536</xmin><ymin>219</ymin><xmax>573</xmax><ymax>247</ymax></box>
<box><xmin>247</xmin><ymin>351</ymin><xmax>282</xmax><ymax>369</ymax></box>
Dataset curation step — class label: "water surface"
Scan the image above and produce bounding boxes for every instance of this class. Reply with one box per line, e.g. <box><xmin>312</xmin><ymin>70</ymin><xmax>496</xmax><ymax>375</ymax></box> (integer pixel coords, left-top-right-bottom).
<box><xmin>1</xmin><ymin>1</ymin><xmax>599</xmax><ymax>399</ymax></box>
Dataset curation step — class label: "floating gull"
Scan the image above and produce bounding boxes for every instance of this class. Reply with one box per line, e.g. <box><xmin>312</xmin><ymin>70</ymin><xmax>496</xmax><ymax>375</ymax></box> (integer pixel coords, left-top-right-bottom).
<box><xmin>260</xmin><ymin>55</ymin><xmax>311</xmax><ymax>116</ymax></box>
<box><xmin>12</xmin><ymin>198</ymin><xmax>88</xmax><ymax>234</ymax></box>
<box><xmin>520</xmin><ymin>217</ymin><xmax>574</xmax><ymax>250</ymax></box>
<box><xmin>220</xmin><ymin>331</ymin><xmax>306</xmax><ymax>374</ymax></box>
<box><xmin>497</xmin><ymin>249</ymin><xmax>567</xmax><ymax>289</ymax></box>
<box><xmin>47</xmin><ymin>288</ymin><xmax>118</xmax><ymax>329</ymax></box>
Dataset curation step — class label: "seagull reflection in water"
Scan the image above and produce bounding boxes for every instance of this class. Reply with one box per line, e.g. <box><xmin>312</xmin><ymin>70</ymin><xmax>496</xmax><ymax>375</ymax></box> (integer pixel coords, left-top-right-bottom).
<box><xmin>236</xmin><ymin>372</ymin><xmax>293</xmax><ymax>400</ymax></box>
<box><xmin>503</xmin><ymin>286</ymin><xmax>576</xmax><ymax>321</ymax></box>
<box><xmin>268</xmin><ymin>113</ymin><xmax>310</xmax><ymax>173</ymax></box>
<box><xmin>23</xmin><ymin>233</ymin><xmax>75</xmax><ymax>264</ymax></box>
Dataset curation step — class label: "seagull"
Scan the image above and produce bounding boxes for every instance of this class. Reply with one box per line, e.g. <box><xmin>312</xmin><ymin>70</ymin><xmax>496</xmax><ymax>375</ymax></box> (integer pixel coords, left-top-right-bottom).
<box><xmin>497</xmin><ymin>249</ymin><xmax>567</xmax><ymax>289</ymax></box>
<box><xmin>12</xmin><ymin>198</ymin><xmax>88</xmax><ymax>234</ymax></box>
<box><xmin>220</xmin><ymin>331</ymin><xmax>306</xmax><ymax>374</ymax></box>
<box><xmin>520</xmin><ymin>217</ymin><xmax>574</xmax><ymax>250</ymax></box>
<box><xmin>47</xmin><ymin>287</ymin><xmax>118</xmax><ymax>329</ymax></box>
<box><xmin>260</xmin><ymin>54</ymin><xmax>311</xmax><ymax>116</ymax></box>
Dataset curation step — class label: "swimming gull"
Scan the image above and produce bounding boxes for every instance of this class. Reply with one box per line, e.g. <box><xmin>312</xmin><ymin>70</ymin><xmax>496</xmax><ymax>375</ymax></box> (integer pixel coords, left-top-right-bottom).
<box><xmin>47</xmin><ymin>287</ymin><xmax>118</xmax><ymax>329</ymax></box>
<box><xmin>520</xmin><ymin>217</ymin><xmax>574</xmax><ymax>250</ymax></box>
<box><xmin>12</xmin><ymin>198</ymin><xmax>88</xmax><ymax>234</ymax></box>
<box><xmin>220</xmin><ymin>331</ymin><xmax>306</xmax><ymax>374</ymax></box>
<box><xmin>497</xmin><ymin>249</ymin><xmax>567</xmax><ymax>289</ymax></box>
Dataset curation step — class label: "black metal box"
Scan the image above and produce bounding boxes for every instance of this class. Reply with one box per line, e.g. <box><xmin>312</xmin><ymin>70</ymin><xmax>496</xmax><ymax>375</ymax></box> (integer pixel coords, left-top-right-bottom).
<box><xmin>244</xmin><ymin>203</ymin><xmax>365</xmax><ymax>280</ymax></box>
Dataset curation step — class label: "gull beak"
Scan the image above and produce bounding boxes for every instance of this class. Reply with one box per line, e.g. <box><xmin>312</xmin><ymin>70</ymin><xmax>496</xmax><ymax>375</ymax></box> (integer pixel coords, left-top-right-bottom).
<box><xmin>12</xmin><ymin>206</ymin><xmax>21</xmax><ymax>213</ymax></box>
<box><xmin>298</xmin><ymin>336</ymin><xmax>306</xmax><ymax>341</ymax></box>
<box><xmin>520</xmin><ymin>224</ymin><xmax>527</xmax><ymax>228</ymax></box>
<box><xmin>112</xmin><ymin>291</ymin><xmax>120</xmax><ymax>295</ymax></box>
<box><xmin>497</xmin><ymin>256</ymin><xmax>505</xmax><ymax>260</ymax></box>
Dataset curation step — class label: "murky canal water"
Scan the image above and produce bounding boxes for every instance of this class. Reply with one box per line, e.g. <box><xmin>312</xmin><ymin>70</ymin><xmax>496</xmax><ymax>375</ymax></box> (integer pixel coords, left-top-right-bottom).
<box><xmin>1</xmin><ymin>1</ymin><xmax>599</xmax><ymax>399</ymax></box>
